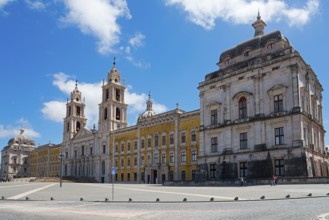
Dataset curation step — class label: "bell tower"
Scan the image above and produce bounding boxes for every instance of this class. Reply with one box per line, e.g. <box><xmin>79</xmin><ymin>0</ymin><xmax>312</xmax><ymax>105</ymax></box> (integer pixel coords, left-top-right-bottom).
<box><xmin>98</xmin><ymin>59</ymin><xmax>128</xmax><ymax>134</ymax></box>
<box><xmin>63</xmin><ymin>81</ymin><xmax>87</xmax><ymax>142</ymax></box>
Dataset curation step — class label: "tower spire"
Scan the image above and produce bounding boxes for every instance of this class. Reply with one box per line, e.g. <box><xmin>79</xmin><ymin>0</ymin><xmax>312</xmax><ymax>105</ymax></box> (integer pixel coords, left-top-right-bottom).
<box><xmin>252</xmin><ymin>10</ymin><xmax>266</xmax><ymax>37</ymax></box>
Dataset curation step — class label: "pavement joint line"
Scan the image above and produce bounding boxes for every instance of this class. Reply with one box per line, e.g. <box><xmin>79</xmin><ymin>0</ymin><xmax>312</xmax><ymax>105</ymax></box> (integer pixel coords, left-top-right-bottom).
<box><xmin>7</xmin><ymin>183</ymin><xmax>57</xmax><ymax>200</ymax></box>
<box><xmin>0</xmin><ymin>183</ymin><xmax>42</xmax><ymax>189</ymax></box>
<box><xmin>82</xmin><ymin>183</ymin><xmax>244</xmax><ymax>200</ymax></box>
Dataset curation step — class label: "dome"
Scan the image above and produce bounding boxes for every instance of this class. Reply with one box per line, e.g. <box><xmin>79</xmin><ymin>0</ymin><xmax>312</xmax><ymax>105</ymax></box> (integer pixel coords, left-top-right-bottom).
<box><xmin>8</xmin><ymin>129</ymin><xmax>35</xmax><ymax>146</ymax></box>
<box><xmin>138</xmin><ymin>92</ymin><xmax>156</xmax><ymax>120</ymax></box>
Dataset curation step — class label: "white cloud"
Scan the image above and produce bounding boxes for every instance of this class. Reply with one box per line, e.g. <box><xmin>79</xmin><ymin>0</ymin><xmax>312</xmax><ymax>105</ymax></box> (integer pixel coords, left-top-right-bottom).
<box><xmin>41</xmin><ymin>73</ymin><xmax>168</xmax><ymax>128</ymax></box>
<box><xmin>0</xmin><ymin>0</ymin><xmax>14</xmax><ymax>9</ymax></box>
<box><xmin>164</xmin><ymin>0</ymin><xmax>319</xmax><ymax>29</ymax></box>
<box><xmin>120</xmin><ymin>33</ymin><xmax>150</xmax><ymax>68</ymax></box>
<box><xmin>0</xmin><ymin>118</ymin><xmax>40</xmax><ymax>140</ymax></box>
<box><xmin>128</xmin><ymin>33</ymin><xmax>145</xmax><ymax>47</ymax></box>
<box><xmin>25</xmin><ymin>0</ymin><xmax>45</xmax><ymax>10</ymax></box>
<box><xmin>60</xmin><ymin>0</ymin><xmax>131</xmax><ymax>54</ymax></box>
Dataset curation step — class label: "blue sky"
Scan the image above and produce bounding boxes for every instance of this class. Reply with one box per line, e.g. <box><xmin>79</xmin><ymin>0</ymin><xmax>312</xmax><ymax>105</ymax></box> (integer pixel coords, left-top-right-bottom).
<box><xmin>0</xmin><ymin>0</ymin><xmax>328</xmax><ymax>151</ymax></box>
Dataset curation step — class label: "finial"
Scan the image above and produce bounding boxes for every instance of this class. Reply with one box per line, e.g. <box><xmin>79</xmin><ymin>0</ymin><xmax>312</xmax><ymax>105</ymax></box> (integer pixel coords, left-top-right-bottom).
<box><xmin>176</xmin><ymin>102</ymin><xmax>179</xmax><ymax>109</ymax></box>
<box><xmin>67</xmin><ymin>98</ymin><xmax>69</xmax><ymax>103</ymax></box>
<box><xmin>20</xmin><ymin>129</ymin><xmax>25</xmax><ymax>135</ymax></box>
<box><xmin>93</xmin><ymin>123</ymin><xmax>96</xmax><ymax>131</ymax></box>
<box><xmin>148</xmin><ymin>91</ymin><xmax>151</xmax><ymax>100</ymax></box>
<box><xmin>113</xmin><ymin>56</ymin><xmax>116</xmax><ymax>66</ymax></box>
<box><xmin>102</xmin><ymin>78</ymin><xmax>105</xmax><ymax>86</ymax></box>
<box><xmin>257</xmin><ymin>9</ymin><xmax>261</xmax><ymax>20</ymax></box>
<box><xmin>75</xmin><ymin>80</ymin><xmax>78</xmax><ymax>89</ymax></box>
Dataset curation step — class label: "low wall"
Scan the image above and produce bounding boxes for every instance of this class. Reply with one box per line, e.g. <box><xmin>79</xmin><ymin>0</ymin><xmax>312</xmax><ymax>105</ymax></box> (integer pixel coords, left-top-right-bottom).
<box><xmin>163</xmin><ymin>177</ymin><xmax>329</xmax><ymax>186</ymax></box>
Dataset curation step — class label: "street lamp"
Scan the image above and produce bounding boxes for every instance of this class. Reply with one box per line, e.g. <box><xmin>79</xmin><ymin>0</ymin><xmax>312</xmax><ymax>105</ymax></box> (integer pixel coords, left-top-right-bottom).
<box><xmin>58</xmin><ymin>153</ymin><xmax>64</xmax><ymax>187</ymax></box>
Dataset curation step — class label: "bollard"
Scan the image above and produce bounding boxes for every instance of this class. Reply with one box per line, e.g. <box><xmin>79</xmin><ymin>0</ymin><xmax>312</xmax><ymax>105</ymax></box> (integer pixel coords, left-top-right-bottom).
<box><xmin>307</xmin><ymin>193</ymin><xmax>312</xmax><ymax>197</ymax></box>
<box><xmin>80</xmin><ymin>197</ymin><xmax>83</xmax><ymax>201</ymax></box>
<box><xmin>210</xmin><ymin>197</ymin><xmax>214</xmax><ymax>202</ymax></box>
<box><xmin>1</xmin><ymin>196</ymin><xmax>4</xmax><ymax>200</ymax></box>
<box><xmin>105</xmin><ymin>198</ymin><xmax>108</xmax><ymax>202</ymax></box>
<box><xmin>234</xmin><ymin>197</ymin><xmax>239</xmax><ymax>201</ymax></box>
<box><xmin>285</xmin><ymin>194</ymin><xmax>290</xmax><ymax>199</ymax></box>
<box><xmin>260</xmin><ymin>196</ymin><xmax>265</xmax><ymax>200</ymax></box>
<box><xmin>183</xmin><ymin>198</ymin><xmax>187</xmax><ymax>202</ymax></box>
<box><xmin>26</xmin><ymin>197</ymin><xmax>29</xmax><ymax>201</ymax></box>
<box><xmin>50</xmin><ymin>197</ymin><xmax>54</xmax><ymax>201</ymax></box>
<box><xmin>156</xmin><ymin>198</ymin><xmax>160</xmax><ymax>202</ymax></box>
<box><xmin>128</xmin><ymin>198</ymin><xmax>132</xmax><ymax>202</ymax></box>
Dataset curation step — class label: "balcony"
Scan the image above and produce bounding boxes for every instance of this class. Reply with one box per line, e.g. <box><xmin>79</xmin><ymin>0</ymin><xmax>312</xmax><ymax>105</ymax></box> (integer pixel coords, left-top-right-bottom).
<box><xmin>292</xmin><ymin>140</ymin><xmax>304</xmax><ymax>147</ymax></box>
<box><xmin>222</xmin><ymin>148</ymin><xmax>233</xmax><ymax>155</ymax></box>
<box><xmin>254</xmin><ymin>144</ymin><xmax>267</xmax><ymax>152</ymax></box>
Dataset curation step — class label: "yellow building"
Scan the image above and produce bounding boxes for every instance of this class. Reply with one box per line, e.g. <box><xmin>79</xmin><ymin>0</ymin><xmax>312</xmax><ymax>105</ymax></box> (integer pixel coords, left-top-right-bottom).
<box><xmin>111</xmin><ymin>96</ymin><xmax>200</xmax><ymax>183</ymax></box>
<box><xmin>30</xmin><ymin>143</ymin><xmax>61</xmax><ymax>178</ymax></box>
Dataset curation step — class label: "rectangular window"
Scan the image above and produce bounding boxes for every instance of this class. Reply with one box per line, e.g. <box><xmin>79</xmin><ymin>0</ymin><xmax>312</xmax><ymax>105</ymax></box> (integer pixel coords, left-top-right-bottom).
<box><xmin>127</xmin><ymin>158</ymin><xmax>131</xmax><ymax>167</ymax></box>
<box><xmin>191</xmin><ymin>130</ymin><xmax>196</xmax><ymax>142</ymax></box>
<box><xmin>275</xmin><ymin>159</ymin><xmax>285</xmax><ymax>176</ymax></box>
<box><xmin>274</xmin><ymin>94</ymin><xmax>283</xmax><ymax>112</ymax></box>
<box><xmin>181</xmin><ymin>170</ymin><xmax>186</xmax><ymax>181</ymax></box>
<box><xmin>127</xmin><ymin>173</ymin><xmax>130</xmax><ymax>181</ymax></box>
<box><xmin>115</xmin><ymin>159</ymin><xmax>118</xmax><ymax>167</ymax></box>
<box><xmin>240</xmin><ymin>162</ymin><xmax>247</xmax><ymax>177</ymax></box>
<box><xmin>121</xmin><ymin>173</ymin><xmax>124</xmax><ymax>181</ymax></box>
<box><xmin>141</xmin><ymin>156</ymin><xmax>144</xmax><ymax>166</ymax></box>
<box><xmin>121</xmin><ymin>158</ymin><xmax>124</xmax><ymax>167</ymax></box>
<box><xmin>115</xmin><ymin>144</ymin><xmax>118</xmax><ymax>153</ymax></box>
<box><xmin>170</xmin><ymin>134</ymin><xmax>174</xmax><ymax>145</ymax></box>
<box><xmin>181</xmin><ymin>151</ymin><xmax>186</xmax><ymax>162</ymax></box>
<box><xmin>191</xmin><ymin>150</ymin><xmax>197</xmax><ymax>162</ymax></box>
<box><xmin>134</xmin><ymin>157</ymin><xmax>137</xmax><ymax>166</ymax></box>
<box><xmin>240</xmin><ymin>132</ymin><xmax>248</xmax><ymax>149</ymax></box>
<box><xmin>192</xmin><ymin>170</ymin><xmax>196</xmax><ymax>181</ymax></box>
<box><xmin>147</xmin><ymin>155</ymin><xmax>151</xmax><ymax>165</ymax></box>
<box><xmin>162</xmin><ymin>153</ymin><xmax>166</xmax><ymax>164</ymax></box>
<box><xmin>210</xmin><ymin>163</ymin><xmax>217</xmax><ymax>179</ymax></box>
<box><xmin>170</xmin><ymin>152</ymin><xmax>174</xmax><ymax>163</ymax></box>
<box><xmin>127</xmin><ymin>142</ymin><xmax>131</xmax><ymax>151</ymax></box>
<box><xmin>65</xmin><ymin>152</ymin><xmax>68</xmax><ymax>159</ymax></box>
<box><xmin>211</xmin><ymin>137</ymin><xmax>218</xmax><ymax>153</ymax></box>
<box><xmin>154</xmin><ymin>153</ymin><xmax>158</xmax><ymax>164</ymax></box>
<box><xmin>90</xmin><ymin>147</ymin><xmax>93</xmax><ymax>156</ymax></box>
<box><xmin>275</xmin><ymin>127</ymin><xmax>284</xmax><ymax>145</ymax></box>
<box><xmin>181</xmin><ymin>132</ymin><xmax>186</xmax><ymax>144</ymax></box>
<box><xmin>162</xmin><ymin>135</ymin><xmax>166</xmax><ymax>146</ymax></box>
<box><xmin>134</xmin><ymin>172</ymin><xmax>137</xmax><ymax>181</ymax></box>
<box><xmin>141</xmin><ymin>139</ymin><xmax>145</xmax><ymax>149</ymax></box>
<box><xmin>121</xmin><ymin>143</ymin><xmax>124</xmax><ymax>152</ymax></box>
<box><xmin>103</xmin><ymin>145</ymin><xmax>106</xmax><ymax>154</ymax></box>
<box><xmin>211</xmin><ymin>109</ymin><xmax>218</xmax><ymax>125</ymax></box>
<box><xmin>81</xmin><ymin>146</ymin><xmax>84</xmax><ymax>156</ymax></box>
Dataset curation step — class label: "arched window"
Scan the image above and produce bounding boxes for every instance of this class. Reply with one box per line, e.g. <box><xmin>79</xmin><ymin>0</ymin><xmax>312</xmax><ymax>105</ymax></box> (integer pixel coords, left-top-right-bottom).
<box><xmin>239</xmin><ymin>97</ymin><xmax>247</xmax><ymax>119</ymax></box>
<box><xmin>76</xmin><ymin>121</ymin><xmax>81</xmax><ymax>131</ymax></box>
<box><xmin>154</xmin><ymin>134</ymin><xmax>159</xmax><ymax>147</ymax></box>
<box><xmin>104</xmin><ymin>108</ymin><xmax>108</xmax><ymax>120</ymax></box>
<box><xmin>116</xmin><ymin>108</ymin><xmax>121</xmax><ymax>120</ymax></box>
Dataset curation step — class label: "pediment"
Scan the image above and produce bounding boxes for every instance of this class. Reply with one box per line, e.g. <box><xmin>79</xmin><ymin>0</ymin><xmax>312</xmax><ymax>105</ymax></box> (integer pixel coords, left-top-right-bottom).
<box><xmin>232</xmin><ymin>91</ymin><xmax>253</xmax><ymax>100</ymax></box>
<box><xmin>73</xmin><ymin>127</ymin><xmax>93</xmax><ymax>140</ymax></box>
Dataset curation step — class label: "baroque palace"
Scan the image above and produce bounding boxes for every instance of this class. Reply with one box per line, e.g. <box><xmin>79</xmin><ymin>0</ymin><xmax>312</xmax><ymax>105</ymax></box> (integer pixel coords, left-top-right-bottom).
<box><xmin>1</xmin><ymin>14</ymin><xmax>328</xmax><ymax>182</ymax></box>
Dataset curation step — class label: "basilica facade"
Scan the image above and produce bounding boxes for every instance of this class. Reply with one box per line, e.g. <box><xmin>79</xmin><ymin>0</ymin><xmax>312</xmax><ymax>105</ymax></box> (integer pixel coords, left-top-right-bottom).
<box><xmin>61</xmin><ymin>62</ymin><xmax>200</xmax><ymax>183</ymax></box>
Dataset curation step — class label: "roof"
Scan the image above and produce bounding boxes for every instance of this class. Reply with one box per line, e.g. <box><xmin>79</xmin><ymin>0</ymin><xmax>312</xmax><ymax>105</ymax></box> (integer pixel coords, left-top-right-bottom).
<box><xmin>219</xmin><ymin>30</ymin><xmax>285</xmax><ymax>63</ymax></box>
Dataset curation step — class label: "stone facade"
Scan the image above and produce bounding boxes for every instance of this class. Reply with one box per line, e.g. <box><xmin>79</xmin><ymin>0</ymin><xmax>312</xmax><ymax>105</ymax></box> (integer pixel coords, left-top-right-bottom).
<box><xmin>197</xmin><ymin>15</ymin><xmax>328</xmax><ymax>180</ymax></box>
<box><xmin>0</xmin><ymin>129</ymin><xmax>36</xmax><ymax>180</ymax></box>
